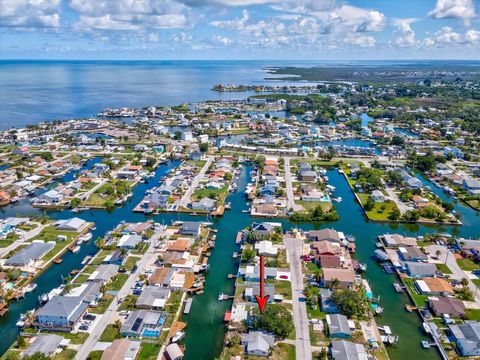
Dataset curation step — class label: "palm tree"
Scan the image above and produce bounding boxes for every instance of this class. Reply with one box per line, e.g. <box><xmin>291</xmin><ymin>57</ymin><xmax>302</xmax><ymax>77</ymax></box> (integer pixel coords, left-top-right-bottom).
<box><xmin>329</xmin><ymin>278</ymin><xmax>340</xmax><ymax>291</ymax></box>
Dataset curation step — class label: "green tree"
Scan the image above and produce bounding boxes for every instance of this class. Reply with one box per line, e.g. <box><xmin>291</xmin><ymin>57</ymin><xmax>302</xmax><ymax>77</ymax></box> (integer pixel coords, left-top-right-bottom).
<box><xmin>250</xmin><ymin>304</ymin><xmax>294</xmax><ymax>338</ymax></box>
<box><xmin>388</xmin><ymin>208</ymin><xmax>401</xmax><ymax>220</ymax></box>
<box><xmin>331</xmin><ymin>289</ymin><xmax>367</xmax><ymax>318</ymax></box>
<box><xmin>70</xmin><ymin>197</ymin><xmax>81</xmax><ymax>208</ymax></box>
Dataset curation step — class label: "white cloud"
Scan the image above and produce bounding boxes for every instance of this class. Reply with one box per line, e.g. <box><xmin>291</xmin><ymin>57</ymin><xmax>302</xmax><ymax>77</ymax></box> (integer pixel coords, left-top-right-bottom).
<box><xmin>212</xmin><ymin>34</ymin><xmax>233</xmax><ymax>45</ymax></box>
<box><xmin>428</xmin><ymin>0</ymin><xmax>476</xmax><ymax>25</ymax></box>
<box><xmin>435</xmin><ymin>26</ymin><xmax>463</xmax><ymax>44</ymax></box>
<box><xmin>343</xmin><ymin>34</ymin><xmax>376</xmax><ymax>48</ymax></box>
<box><xmin>171</xmin><ymin>32</ymin><xmax>193</xmax><ymax>43</ymax></box>
<box><xmin>0</xmin><ymin>0</ymin><xmax>61</xmax><ymax>28</ymax></box>
<box><xmin>465</xmin><ymin>29</ymin><xmax>480</xmax><ymax>43</ymax></box>
<box><xmin>70</xmin><ymin>0</ymin><xmax>193</xmax><ymax>31</ymax></box>
<box><xmin>210</xmin><ymin>9</ymin><xmax>249</xmax><ymax>30</ymax></box>
<box><xmin>424</xmin><ymin>26</ymin><xmax>480</xmax><ymax>46</ymax></box>
<box><xmin>392</xmin><ymin>18</ymin><xmax>418</xmax><ymax>47</ymax></box>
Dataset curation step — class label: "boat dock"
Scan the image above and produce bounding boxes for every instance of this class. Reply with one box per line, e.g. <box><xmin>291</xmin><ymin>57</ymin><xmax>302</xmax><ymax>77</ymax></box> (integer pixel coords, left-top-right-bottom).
<box><xmin>183</xmin><ymin>298</ymin><xmax>193</xmax><ymax>314</ymax></box>
<box><xmin>218</xmin><ymin>293</ymin><xmax>234</xmax><ymax>301</ymax></box>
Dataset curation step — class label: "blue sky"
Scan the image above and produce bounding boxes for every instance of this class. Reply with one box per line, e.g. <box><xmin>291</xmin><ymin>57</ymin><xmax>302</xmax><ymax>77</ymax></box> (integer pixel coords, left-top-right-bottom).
<box><xmin>0</xmin><ymin>0</ymin><xmax>479</xmax><ymax>59</ymax></box>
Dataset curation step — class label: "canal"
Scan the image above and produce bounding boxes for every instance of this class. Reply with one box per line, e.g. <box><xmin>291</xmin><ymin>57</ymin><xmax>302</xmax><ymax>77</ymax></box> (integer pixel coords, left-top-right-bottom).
<box><xmin>0</xmin><ymin>160</ymin><xmax>479</xmax><ymax>360</ymax></box>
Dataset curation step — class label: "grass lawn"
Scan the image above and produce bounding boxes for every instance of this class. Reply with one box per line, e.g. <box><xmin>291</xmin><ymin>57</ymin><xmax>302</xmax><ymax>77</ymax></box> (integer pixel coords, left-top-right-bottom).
<box><xmin>42</xmin><ymin>241</ymin><xmax>72</xmax><ymax>262</ymax></box>
<box><xmin>436</xmin><ymin>263</ymin><xmax>452</xmax><ymax>274</ymax></box>
<box><xmin>296</xmin><ymin>200</ymin><xmax>332</xmax><ymax>213</ymax></box>
<box><xmin>91</xmin><ymin>294</ymin><xmax>114</xmax><ymax>314</ymax></box>
<box><xmin>0</xmin><ymin>239</ymin><xmax>16</xmax><ymax>248</ymax></box>
<box><xmin>124</xmin><ymin>256</ymin><xmax>139</xmax><ymax>271</ymax></box>
<box><xmin>99</xmin><ymin>324</ymin><xmax>121</xmax><ymax>342</ymax></box>
<box><xmin>402</xmin><ymin>278</ymin><xmax>428</xmax><ymax>307</ymax></box>
<box><xmin>192</xmin><ymin>187</ymin><xmax>227</xmax><ymax>201</ymax></box>
<box><xmin>271</xmin><ymin>343</ymin><xmax>296</xmax><ymax>360</ymax></box>
<box><xmin>36</xmin><ymin>226</ymin><xmax>77</xmax><ymax>242</ymax></box>
<box><xmin>274</xmin><ymin>280</ymin><xmax>292</xmax><ymax>300</ymax></box>
<box><xmin>86</xmin><ymin>350</ymin><xmax>103</xmax><ymax>360</ymax></box>
<box><xmin>465</xmin><ymin>308</ymin><xmax>480</xmax><ymax>321</ymax></box>
<box><xmin>306</xmin><ymin>304</ymin><xmax>325</xmax><ymax>320</ymax></box>
<box><xmin>73</xmin><ymin>274</ymin><xmax>90</xmax><ymax>284</ymax></box>
<box><xmin>457</xmin><ymin>258</ymin><xmax>480</xmax><ymax>271</ymax></box>
<box><xmin>137</xmin><ymin>342</ymin><xmax>161</xmax><ymax>360</ymax></box>
<box><xmin>304</xmin><ymin>261</ymin><xmax>320</xmax><ymax>276</ymax></box>
<box><xmin>357</xmin><ymin>193</ymin><xmax>399</xmax><ymax>221</ymax></box>
<box><xmin>106</xmin><ymin>274</ymin><xmax>129</xmax><ymax>291</ymax></box>
<box><xmin>118</xmin><ymin>295</ymin><xmax>138</xmax><ymax>311</ymax></box>
<box><xmin>472</xmin><ymin>279</ymin><xmax>480</xmax><ymax>288</ymax></box>
<box><xmin>53</xmin><ymin>349</ymin><xmax>77</xmax><ymax>360</ymax></box>
<box><xmin>91</xmin><ymin>250</ymin><xmax>111</xmax><ymax>265</ymax></box>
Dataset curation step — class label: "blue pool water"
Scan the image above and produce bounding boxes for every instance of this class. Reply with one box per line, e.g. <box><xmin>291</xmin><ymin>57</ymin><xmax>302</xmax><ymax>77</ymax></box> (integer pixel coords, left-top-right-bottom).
<box><xmin>143</xmin><ymin>329</ymin><xmax>160</xmax><ymax>337</ymax></box>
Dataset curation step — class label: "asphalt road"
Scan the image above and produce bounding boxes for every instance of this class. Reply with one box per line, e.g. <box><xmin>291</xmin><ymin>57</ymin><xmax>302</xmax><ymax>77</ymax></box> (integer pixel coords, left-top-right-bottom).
<box><xmin>284</xmin><ymin>237</ymin><xmax>312</xmax><ymax>360</ymax></box>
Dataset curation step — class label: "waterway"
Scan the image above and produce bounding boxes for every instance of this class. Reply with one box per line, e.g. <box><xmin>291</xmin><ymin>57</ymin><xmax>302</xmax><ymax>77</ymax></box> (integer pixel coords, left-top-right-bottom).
<box><xmin>0</xmin><ymin>161</ymin><xmax>479</xmax><ymax>359</ymax></box>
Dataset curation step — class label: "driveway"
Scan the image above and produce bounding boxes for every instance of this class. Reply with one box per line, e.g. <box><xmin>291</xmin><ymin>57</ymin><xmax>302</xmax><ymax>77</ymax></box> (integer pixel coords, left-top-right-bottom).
<box><xmin>284</xmin><ymin>237</ymin><xmax>312</xmax><ymax>360</ymax></box>
<box><xmin>284</xmin><ymin>158</ymin><xmax>302</xmax><ymax>212</ymax></box>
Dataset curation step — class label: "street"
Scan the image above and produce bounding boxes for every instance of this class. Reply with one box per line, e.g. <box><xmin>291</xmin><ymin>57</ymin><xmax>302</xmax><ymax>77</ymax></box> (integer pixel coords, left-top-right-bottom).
<box><xmin>284</xmin><ymin>158</ymin><xmax>302</xmax><ymax>212</ymax></box>
<box><xmin>284</xmin><ymin>237</ymin><xmax>312</xmax><ymax>360</ymax></box>
<box><xmin>177</xmin><ymin>156</ymin><xmax>213</xmax><ymax>208</ymax></box>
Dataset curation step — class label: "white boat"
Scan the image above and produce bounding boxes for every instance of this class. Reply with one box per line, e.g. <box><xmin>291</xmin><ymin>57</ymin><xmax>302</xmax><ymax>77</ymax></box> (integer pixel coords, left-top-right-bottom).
<box><xmin>374</xmin><ymin>249</ymin><xmax>389</xmax><ymax>261</ymax></box>
<box><xmin>39</xmin><ymin>293</ymin><xmax>49</xmax><ymax>304</ymax></box>
<box><xmin>333</xmin><ymin>197</ymin><xmax>342</xmax><ymax>203</ymax></box>
<box><xmin>171</xmin><ymin>331</ymin><xmax>185</xmax><ymax>343</ymax></box>
<box><xmin>423</xmin><ymin>322</ymin><xmax>432</xmax><ymax>334</ymax></box>
<box><xmin>72</xmin><ymin>246</ymin><xmax>81</xmax><ymax>253</ymax></box>
<box><xmin>24</xmin><ymin>283</ymin><xmax>37</xmax><ymax>292</ymax></box>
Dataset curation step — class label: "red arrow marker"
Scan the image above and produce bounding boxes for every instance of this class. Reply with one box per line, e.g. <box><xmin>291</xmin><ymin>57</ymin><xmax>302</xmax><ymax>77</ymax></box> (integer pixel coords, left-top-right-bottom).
<box><xmin>254</xmin><ymin>255</ymin><xmax>269</xmax><ymax>313</ymax></box>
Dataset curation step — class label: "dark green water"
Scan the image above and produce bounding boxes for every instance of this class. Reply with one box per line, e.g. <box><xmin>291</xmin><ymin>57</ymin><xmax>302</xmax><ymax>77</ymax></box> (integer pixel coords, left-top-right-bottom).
<box><xmin>0</xmin><ymin>162</ymin><xmax>478</xmax><ymax>359</ymax></box>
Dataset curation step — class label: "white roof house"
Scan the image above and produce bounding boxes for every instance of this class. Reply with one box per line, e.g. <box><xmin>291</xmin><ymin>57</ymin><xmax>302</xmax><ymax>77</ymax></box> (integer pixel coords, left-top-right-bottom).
<box><xmin>254</xmin><ymin>240</ymin><xmax>278</xmax><ymax>257</ymax></box>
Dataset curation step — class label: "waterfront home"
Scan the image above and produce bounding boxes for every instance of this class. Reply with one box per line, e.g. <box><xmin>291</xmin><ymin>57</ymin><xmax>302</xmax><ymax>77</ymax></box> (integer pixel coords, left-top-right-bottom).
<box><xmin>463</xmin><ymin>178</ymin><xmax>480</xmax><ymax>195</ymax></box>
<box><xmin>371</xmin><ymin>190</ymin><xmax>387</xmax><ymax>203</ymax></box>
<box><xmin>182</xmin><ymin>132</ymin><xmax>193</xmax><ymax>141</ymax></box>
<box><xmin>308</xmin><ymin>229</ymin><xmax>341</xmax><ymax>243</ymax></box>
<box><xmin>102</xmin><ymin>250</ymin><xmax>126</xmax><ymax>266</ymax></box>
<box><xmin>4</xmin><ymin>240</ymin><xmax>55</xmax><ymax>267</ymax></box>
<box><xmin>393</xmin><ymin>168</ymin><xmax>422</xmax><ymax>189</ymax></box>
<box><xmin>240</xmin><ymin>265</ymin><xmax>277</xmax><ymax>282</ymax></box>
<box><xmin>326</xmin><ymin>314</ymin><xmax>352</xmax><ymax>338</ymax></box>
<box><xmin>191</xmin><ymin>197</ymin><xmax>216</xmax><ymax>211</ymax></box>
<box><xmin>36</xmin><ymin>295</ymin><xmax>88</xmax><ymax>330</ymax></box>
<box><xmin>190</xmin><ymin>150</ymin><xmax>203</xmax><ymax>161</ymax></box>
<box><xmin>244</xmin><ymin>284</ymin><xmax>275</xmax><ymax>303</ymax></box>
<box><xmin>251</xmin><ymin>222</ymin><xmax>281</xmax><ymax>238</ymax></box>
<box><xmin>240</xmin><ymin>331</ymin><xmax>275</xmax><ymax>357</ymax></box>
<box><xmin>382</xmin><ymin>234</ymin><xmax>417</xmax><ymax>248</ymax></box>
<box><xmin>322</xmin><ymin>268</ymin><xmax>355</xmax><ymax>289</ymax></box>
<box><xmin>331</xmin><ymin>340</ymin><xmax>368</xmax><ymax>360</ymax></box>
<box><xmin>404</xmin><ymin>262</ymin><xmax>437</xmax><ymax>278</ymax></box>
<box><xmin>181</xmin><ymin>222</ymin><xmax>202</xmax><ymax>238</ymax></box>
<box><xmin>93</xmin><ymin>163</ymin><xmax>110</xmax><ymax>177</ymax></box>
<box><xmin>448</xmin><ymin>321</ymin><xmax>480</xmax><ymax>356</ymax></box>
<box><xmin>135</xmin><ymin>286</ymin><xmax>171</xmax><ymax>310</ymax></box>
<box><xmin>318</xmin><ymin>255</ymin><xmax>342</xmax><ymax>268</ymax></box>
<box><xmin>398</xmin><ymin>247</ymin><xmax>428</xmax><ymax>262</ymax></box>
<box><xmin>12</xmin><ymin>146</ymin><xmax>30</xmax><ymax>157</ymax></box>
<box><xmin>38</xmin><ymin>189</ymin><xmax>64</xmax><ymax>204</ymax></box>
<box><xmin>23</xmin><ymin>334</ymin><xmax>65</xmax><ymax>358</ymax></box>
<box><xmin>320</xmin><ymin>288</ymin><xmax>339</xmax><ymax>313</ymax></box>
<box><xmin>120</xmin><ymin>310</ymin><xmax>167</xmax><ymax>338</ymax></box>
<box><xmin>0</xmin><ymin>191</ymin><xmax>11</xmax><ymax>206</ymax></box>
<box><xmin>55</xmin><ymin>217</ymin><xmax>87</xmax><ymax>232</ymax></box>
<box><xmin>101</xmin><ymin>339</ymin><xmax>141</xmax><ymax>360</ymax></box>
<box><xmin>87</xmin><ymin>264</ymin><xmax>119</xmax><ymax>284</ymax></box>
<box><xmin>117</xmin><ymin>234</ymin><xmax>142</xmax><ymax>249</ymax></box>
<box><xmin>254</xmin><ymin>240</ymin><xmax>277</xmax><ymax>257</ymax></box>
<box><xmin>415</xmin><ymin>277</ymin><xmax>453</xmax><ymax>295</ymax></box>
<box><xmin>311</xmin><ymin>240</ymin><xmax>341</xmax><ymax>257</ymax></box>
<box><xmin>429</xmin><ymin>297</ymin><xmax>465</xmax><ymax>317</ymax></box>
<box><xmin>116</xmin><ymin>170</ymin><xmax>137</xmax><ymax>180</ymax></box>
<box><xmin>299</xmin><ymin>170</ymin><xmax>317</xmax><ymax>182</ymax></box>
<box><xmin>149</xmin><ymin>267</ymin><xmax>175</xmax><ymax>288</ymax></box>
<box><xmin>165</xmin><ymin>343</ymin><xmax>184</xmax><ymax>360</ymax></box>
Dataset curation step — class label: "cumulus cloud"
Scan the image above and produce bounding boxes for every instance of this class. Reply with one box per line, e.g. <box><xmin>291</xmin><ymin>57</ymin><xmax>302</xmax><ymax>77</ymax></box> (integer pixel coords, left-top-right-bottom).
<box><xmin>424</xmin><ymin>26</ymin><xmax>480</xmax><ymax>46</ymax></box>
<box><xmin>212</xmin><ymin>34</ymin><xmax>233</xmax><ymax>45</ymax></box>
<box><xmin>343</xmin><ymin>34</ymin><xmax>376</xmax><ymax>48</ymax></box>
<box><xmin>392</xmin><ymin>18</ymin><xmax>418</xmax><ymax>47</ymax></box>
<box><xmin>210</xmin><ymin>9</ymin><xmax>249</xmax><ymax>30</ymax></box>
<box><xmin>428</xmin><ymin>0</ymin><xmax>476</xmax><ymax>25</ymax></box>
<box><xmin>70</xmin><ymin>0</ymin><xmax>193</xmax><ymax>31</ymax></box>
<box><xmin>0</xmin><ymin>0</ymin><xmax>61</xmax><ymax>28</ymax></box>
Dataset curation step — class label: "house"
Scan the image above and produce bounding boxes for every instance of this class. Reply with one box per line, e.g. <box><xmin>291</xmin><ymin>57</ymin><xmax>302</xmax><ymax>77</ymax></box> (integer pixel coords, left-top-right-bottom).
<box><xmin>149</xmin><ymin>267</ymin><xmax>176</xmax><ymax>287</ymax></box>
<box><xmin>331</xmin><ymin>340</ymin><xmax>368</xmax><ymax>360</ymax></box>
<box><xmin>242</xmin><ymin>265</ymin><xmax>277</xmax><ymax>282</ymax></box>
<box><xmin>322</xmin><ymin>268</ymin><xmax>355</xmax><ymax>289</ymax></box>
<box><xmin>102</xmin><ymin>250</ymin><xmax>126</xmax><ymax>266</ymax></box>
<box><xmin>135</xmin><ymin>286</ymin><xmax>171</xmax><ymax>310</ymax></box>
<box><xmin>299</xmin><ymin>170</ymin><xmax>317</xmax><ymax>182</ymax></box>
<box><xmin>191</xmin><ymin>197</ymin><xmax>216</xmax><ymax>211</ymax></box>
<box><xmin>181</xmin><ymin>222</ymin><xmax>202</xmax><ymax>238</ymax></box>
<box><xmin>116</xmin><ymin>170</ymin><xmax>137</xmax><ymax>180</ymax></box>
<box><xmin>398</xmin><ymin>247</ymin><xmax>427</xmax><ymax>262</ymax></box>
<box><xmin>254</xmin><ymin>240</ymin><xmax>277</xmax><ymax>257</ymax></box>
<box><xmin>429</xmin><ymin>297</ymin><xmax>465</xmax><ymax>317</ymax></box>
<box><xmin>327</xmin><ymin>314</ymin><xmax>351</xmax><ymax>338</ymax></box>
<box><xmin>5</xmin><ymin>241</ymin><xmax>55</xmax><ymax>266</ymax></box>
<box><xmin>405</xmin><ymin>262</ymin><xmax>437</xmax><ymax>278</ymax></box>
<box><xmin>318</xmin><ymin>255</ymin><xmax>342</xmax><ymax>268</ymax></box>
<box><xmin>120</xmin><ymin>310</ymin><xmax>167</xmax><ymax>338</ymax></box>
<box><xmin>101</xmin><ymin>339</ymin><xmax>141</xmax><ymax>360</ymax></box>
<box><xmin>463</xmin><ymin>179</ymin><xmax>480</xmax><ymax>195</ymax></box>
<box><xmin>308</xmin><ymin>229</ymin><xmax>341</xmax><ymax>243</ymax></box>
<box><xmin>251</xmin><ymin>222</ymin><xmax>281</xmax><ymax>238</ymax></box>
<box><xmin>259</xmin><ymin>185</ymin><xmax>276</xmax><ymax>197</ymax></box>
<box><xmin>36</xmin><ymin>296</ymin><xmax>88</xmax><ymax>329</ymax></box>
<box><xmin>117</xmin><ymin>234</ymin><xmax>142</xmax><ymax>249</ymax></box>
<box><xmin>415</xmin><ymin>277</ymin><xmax>453</xmax><ymax>295</ymax></box>
<box><xmin>181</xmin><ymin>132</ymin><xmax>193</xmax><ymax>141</ymax></box>
<box><xmin>24</xmin><ymin>334</ymin><xmax>64</xmax><ymax>358</ymax></box>
<box><xmin>244</xmin><ymin>284</ymin><xmax>275</xmax><ymax>303</ymax></box>
<box><xmin>320</xmin><ymin>288</ymin><xmax>339</xmax><ymax>313</ymax></box>
<box><xmin>165</xmin><ymin>343</ymin><xmax>184</xmax><ymax>360</ymax></box>
<box><xmin>311</xmin><ymin>240</ymin><xmax>341</xmax><ymax>256</ymax></box>
<box><xmin>190</xmin><ymin>150</ymin><xmax>203</xmax><ymax>161</ymax></box>
<box><xmin>87</xmin><ymin>264</ymin><xmax>119</xmax><ymax>284</ymax></box>
<box><xmin>12</xmin><ymin>146</ymin><xmax>29</xmax><ymax>156</ymax></box>
<box><xmin>449</xmin><ymin>321</ymin><xmax>480</xmax><ymax>356</ymax></box>
<box><xmin>55</xmin><ymin>217</ymin><xmax>86</xmax><ymax>232</ymax></box>
<box><xmin>241</xmin><ymin>331</ymin><xmax>275</xmax><ymax>357</ymax></box>
<box><xmin>371</xmin><ymin>190</ymin><xmax>387</xmax><ymax>203</ymax></box>
<box><xmin>38</xmin><ymin>189</ymin><xmax>64</xmax><ymax>204</ymax></box>
<box><xmin>93</xmin><ymin>163</ymin><xmax>110</xmax><ymax>176</ymax></box>
<box><xmin>382</xmin><ymin>234</ymin><xmax>417</xmax><ymax>247</ymax></box>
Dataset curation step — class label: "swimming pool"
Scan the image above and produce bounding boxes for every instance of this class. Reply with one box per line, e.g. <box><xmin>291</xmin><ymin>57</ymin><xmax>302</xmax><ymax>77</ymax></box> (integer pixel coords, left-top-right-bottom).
<box><xmin>4</xmin><ymin>283</ymin><xmax>14</xmax><ymax>290</ymax></box>
<box><xmin>143</xmin><ymin>329</ymin><xmax>160</xmax><ymax>337</ymax></box>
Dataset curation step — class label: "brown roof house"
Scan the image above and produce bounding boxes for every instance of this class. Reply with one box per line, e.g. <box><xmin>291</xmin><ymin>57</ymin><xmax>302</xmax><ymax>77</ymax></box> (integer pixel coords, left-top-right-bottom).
<box><xmin>323</xmin><ymin>268</ymin><xmax>355</xmax><ymax>289</ymax></box>
<box><xmin>429</xmin><ymin>297</ymin><xmax>465</xmax><ymax>317</ymax></box>
<box><xmin>101</xmin><ymin>339</ymin><xmax>141</xmax><ymax>360</ymax></box>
